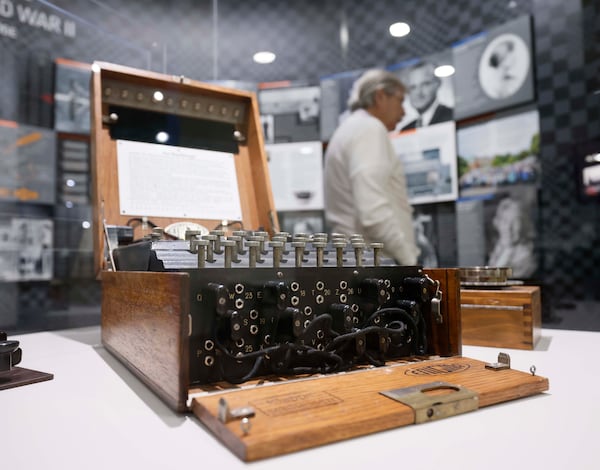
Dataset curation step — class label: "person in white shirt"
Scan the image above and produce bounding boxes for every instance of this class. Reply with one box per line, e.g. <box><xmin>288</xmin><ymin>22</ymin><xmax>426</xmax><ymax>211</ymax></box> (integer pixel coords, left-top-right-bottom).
<box><xmin>324</xmin><ymin>69</ymin><xmax>420</xmax><ymax>265</ymax></box>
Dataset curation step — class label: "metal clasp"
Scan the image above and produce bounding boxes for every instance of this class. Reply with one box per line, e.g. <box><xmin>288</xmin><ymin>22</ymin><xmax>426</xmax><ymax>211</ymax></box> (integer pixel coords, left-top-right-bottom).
<box><xmin>485</xmin><ymin>352</ymin><xmax>511</xmax><ymax>371</ymax></box>
<box><xmin>381</xmin><ymin>381</ymin><xmax>479</xmax><ymax>424</ymax></box>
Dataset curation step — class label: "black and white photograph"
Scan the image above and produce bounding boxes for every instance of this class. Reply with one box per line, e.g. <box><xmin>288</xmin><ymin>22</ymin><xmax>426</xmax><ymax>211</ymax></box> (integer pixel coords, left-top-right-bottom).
<box><xmin>453</xmin><ymin>15</ymin><xmax>535</xmax><ymax>120</ymax></box>
<box><xmin>485</xmin><ymin>189</ymin><xmax>538</xmax><ymax>278</ymax></box>
<box><xmin>266</xmin><ymin>141</ymin><xmax>324</xmax><ymax>211</ymax></box>
<box><xmin>478</xmin><ymin>33</ymin><xmax>531</xmax><ymax>100</ymax></box>
<box><xmin>258</xmin><ymin>85</ymin><xmax>321</xmax><ymax>143</ymax></box>
<box><xmin>456</xmin><ymin>184</ymin><xmax>538</xmax><ymax>279</ymax></box>
<box><xmin>54</xmin><ymin>59</ymin><xmax>91</xmax><ymax>134</ymax></box>
<box><xmin>389</xmin><ymin>50</ymin><xmax>455</xmax><ymax>131</ymax></box>
<box><xmin>0</xmin><ymin>217</ymin><xmax>53</xmax><ymax>281</ymax></box>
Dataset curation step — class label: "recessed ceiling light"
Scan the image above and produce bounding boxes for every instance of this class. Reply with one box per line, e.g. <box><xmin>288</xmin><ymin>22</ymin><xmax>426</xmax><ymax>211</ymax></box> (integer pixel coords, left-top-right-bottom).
<box><xmin>389</xmin><ymin>22</ymin><xmax>410</xmax><ymax>38</ymax></box>
<box><xmin>434</xmin><ymin>65</ymin><xmax>455</xmax><ymax>78</ymax></box>
<box><xmin>253</xmin><ymin>51</ymin><xmax>276</xmax><ymax>64</ymax></box>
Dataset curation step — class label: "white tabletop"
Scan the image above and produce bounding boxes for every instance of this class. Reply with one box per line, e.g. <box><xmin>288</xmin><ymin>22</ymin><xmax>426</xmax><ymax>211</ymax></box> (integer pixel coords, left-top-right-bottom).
<box><xmin>3</xmin><ymin>326</ymin><xmax>599</xmax><ymax>470</ymax></box>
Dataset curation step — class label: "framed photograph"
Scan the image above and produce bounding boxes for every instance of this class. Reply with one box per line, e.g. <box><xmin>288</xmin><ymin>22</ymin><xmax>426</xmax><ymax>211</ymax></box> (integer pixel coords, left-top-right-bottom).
<box><xmin>457</xmin><ymin>106</ymin><xmax>540</xmax><ymax>199</ymax></box>
<box><xmin>258</xmin><ymin>85</ymin><xmax>321</xmax><ymax>143</ymax></box>
<box><xmin>266</xmin><ymin>141</ymin><xmax>324</xmax><ymax>211</ymax></box>
<box><xmin>388</xmin><ymin>49</ymin><xmax>455</xmax><ymax>131</ymax></box>
<box><xmin>453</xmin><ymin>15</ymin><xmax>535</xmax><ymax>120</ymax></box>
<box><xmin>390</xmin><ymin>120</ymin><xmax>459</xmax><ymax>205</ymax></box>
<box><xmin>0</xmin><ymin>218</ymin><xmax>54</xmax><ymax>281</ymax></box>
<box><xmin>54</xmin><ymin>58</ymin><xmax>91</xmax><ymax>134</ymax></box>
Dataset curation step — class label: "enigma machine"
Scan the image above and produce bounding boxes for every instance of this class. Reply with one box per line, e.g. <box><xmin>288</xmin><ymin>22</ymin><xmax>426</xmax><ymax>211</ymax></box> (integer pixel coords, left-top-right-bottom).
<box><xmin>91</xmin><ymin>62</ymin><xmax>549</xmax><ymax>461</ymax></box>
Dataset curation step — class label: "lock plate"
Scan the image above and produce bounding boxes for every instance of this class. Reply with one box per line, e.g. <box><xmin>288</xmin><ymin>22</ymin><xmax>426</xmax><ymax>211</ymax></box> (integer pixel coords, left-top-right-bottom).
<box><xmin>380</xmin><ymin>381</ymin><xmax>479</xmax><ymax>423</ymax></box>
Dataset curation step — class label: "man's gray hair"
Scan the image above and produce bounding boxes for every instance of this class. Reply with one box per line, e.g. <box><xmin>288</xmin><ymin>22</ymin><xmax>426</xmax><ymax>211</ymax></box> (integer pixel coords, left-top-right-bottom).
<box><xmin>347</xmin><ymin>69</ymin><xmax>405</xmax><ymax>111</ymax></box>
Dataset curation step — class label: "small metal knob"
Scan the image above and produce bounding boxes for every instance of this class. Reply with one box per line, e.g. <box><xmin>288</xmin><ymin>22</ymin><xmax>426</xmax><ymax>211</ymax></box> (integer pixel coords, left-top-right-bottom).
<box><xmin>371</xmin><ymin>242</ymin><xmax>384</xmax><ymax>267</ymax></box>
<box><xmin>333</xmin><ymin>240</ymin><xmax>347</xmax><ymax>267</ymax></box>
<box><xmin>270</xmin><ymin>240</ymin><xmax>284</xmax><ymax>268</ymax></box>
<box><xmin>352</xmin><ymin>241</ymin><xmax>365</xmax><ymax>267</ymax></box>
<box><xmin>246</xmin><ymin>240</ymin><xmax>261</xmax><ymax>268</ymax></box>
<box><xmin>291</xmin><ymin>241</ymin><xmax>306</xmax><ymax>268</ymax></box>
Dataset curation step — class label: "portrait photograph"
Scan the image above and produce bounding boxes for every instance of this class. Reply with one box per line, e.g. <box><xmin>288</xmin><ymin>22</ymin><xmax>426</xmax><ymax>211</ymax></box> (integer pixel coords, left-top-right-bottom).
<box><xmin>453</xmin><ymin>15</ymin><xmax>535</xmax><ymax>120</ymax></box>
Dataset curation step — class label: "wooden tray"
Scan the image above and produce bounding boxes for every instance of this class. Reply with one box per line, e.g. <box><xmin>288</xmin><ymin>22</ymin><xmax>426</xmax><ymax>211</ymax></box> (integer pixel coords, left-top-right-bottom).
<box><xmin>191</xmin><ymin>356</ymin><xmax>548</xmax><ymax>461</ymax></box>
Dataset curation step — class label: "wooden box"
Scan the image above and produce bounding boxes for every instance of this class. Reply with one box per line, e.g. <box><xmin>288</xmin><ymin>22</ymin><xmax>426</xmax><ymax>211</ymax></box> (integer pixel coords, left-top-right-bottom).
<box><xmin>90</xmin><ymin>61</ymin><xmax>278</xmax><ymax>275</ymax></box>
<box><xmin>91</xmin><ymin>62</ymin><xmax>548</xmax><ymax>462</ymax></box>
<box><xmin>460</xmin><ymin>285</ymin><xmax>542</xmax><ymax>350</ymax></box>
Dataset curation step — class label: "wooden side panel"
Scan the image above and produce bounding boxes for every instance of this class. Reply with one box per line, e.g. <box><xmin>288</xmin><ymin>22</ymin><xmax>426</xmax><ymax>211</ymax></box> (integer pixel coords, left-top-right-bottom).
<box><xmin>423</xmin><ymin>268</ymin><xmax>462</xmax><ymax>356</ymax></box>
<box><xmin>101</xmin><ymin>271</ymin><xmax>190</xmax><ymax>412</ymax></box>
<box><xmin>461</xmin><ymin>286</ymin><xmax>541</xmax><ymax>350</ymax></box>
<box><xmin>192</xmin><ymin>356</ymin><xmax>548</xmax><ymax>461</ymax></box>
<box><xmin>245</xmin><ymin>92</ymin><xmax>279</xmax><ymax>233</ymax></box>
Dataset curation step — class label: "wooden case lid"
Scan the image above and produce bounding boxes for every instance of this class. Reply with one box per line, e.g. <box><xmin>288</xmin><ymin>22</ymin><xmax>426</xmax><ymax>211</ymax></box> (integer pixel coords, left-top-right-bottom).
<box><xmin>90</xmin><ymin>62</ymin><xmax>278</xmax><ymax>275</ymax></box>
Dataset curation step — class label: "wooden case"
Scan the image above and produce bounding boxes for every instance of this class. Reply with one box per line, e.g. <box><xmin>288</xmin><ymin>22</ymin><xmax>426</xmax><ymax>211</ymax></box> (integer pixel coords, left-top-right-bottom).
<box><xmin>90</xmin><ymin>61</ymin><xmax>278</xmax><ymax>275</ymax></box>
<box><xmin>461</xmin><ymin>286</ymin><xmax>542</xmax><ymax>350</ymax></box>
<box><xmin>91</xmin><ymin>62</ymin><xmax>548</xmax><ymax>462</ymax></box>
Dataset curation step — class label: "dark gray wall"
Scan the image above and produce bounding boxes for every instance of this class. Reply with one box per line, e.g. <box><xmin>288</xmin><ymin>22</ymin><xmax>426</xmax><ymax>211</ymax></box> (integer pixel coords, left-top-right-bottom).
<box><xmin>0</xmin><ymin>0</ymin><xmax>599</xmax><ymax>332</ymax></box>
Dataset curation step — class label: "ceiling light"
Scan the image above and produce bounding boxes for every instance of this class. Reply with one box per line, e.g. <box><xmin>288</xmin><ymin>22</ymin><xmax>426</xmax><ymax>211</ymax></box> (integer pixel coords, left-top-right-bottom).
<box><xmin>434</xmin><ymin>65</ymin><xmax>455</xmax><ymax>78</ymax></box>
<box><xmin>253</xmin><ymin>51</ymin><xmax>276</xmax><ymax>64</ymax></box>
<box><xmin>389</xmin><ymin>22</ymin><xmax>410</xmax><ymax>38</ymax></box>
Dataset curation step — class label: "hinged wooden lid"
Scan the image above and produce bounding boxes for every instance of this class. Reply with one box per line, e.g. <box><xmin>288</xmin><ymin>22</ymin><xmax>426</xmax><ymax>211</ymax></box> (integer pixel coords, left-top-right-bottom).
<box><xmin>90</xmin><ymin>61</ymin><xmax>278</xmax><ymax>275</ymax></box>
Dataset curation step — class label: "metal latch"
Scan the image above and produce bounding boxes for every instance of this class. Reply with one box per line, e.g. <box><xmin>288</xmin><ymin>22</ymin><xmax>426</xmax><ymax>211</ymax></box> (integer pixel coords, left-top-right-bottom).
<box><xmin>485</xmin><ymin>352</ymin><xmax>511</xmax><ymax>371</ymax></box>
<box><xmin>218</xmin><ymin>398</ymin><xmax>255</xmax><ymax>435</ymax></box>
<box><xmin>425</xmin><ymin>274</ymin><xmax>443</xmax><ymax>324</ymax></box>
<box><xmin>380</xmin><ymin>381</ymin><xmax>479</xmax><ymax>424</ymax></box>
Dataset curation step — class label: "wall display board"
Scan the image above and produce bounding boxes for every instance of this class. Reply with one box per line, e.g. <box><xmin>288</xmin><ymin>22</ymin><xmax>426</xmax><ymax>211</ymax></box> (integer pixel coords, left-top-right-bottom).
<box><xmin>456</xmin><ymin>107</ymin><xmax>540</xmax><ymax>278</ymax></box>
<box><xmin>453</xmin><ymin>15</ymin><xmax>535</xmax><ymax>120</ymax></box>
<box><xmin>0</xmin><ymin>121</ymin><xmax>56</xmax><ymax>204</ymax></box>
<box><xmin>54</xmin><ymin>58</ymin><xmax>91</xmax><ymax>134</ymax></box>
<box><xmin>319</xmin><ymin>68</ymin><xmax>366</xmax><ymax>142</ymax></box>
<box><xmin>258</xmin><ymin>85</ymin><xmax>321</xmax><ymax>144</ymax></box>
<box><xmin>390</xmin><ymin>120</ymin><xmax>459</xmax><ymax>205</ymax></box>
<box><xmin>388</xmin><ymin>50</ymin><xmax>455</xmax><ymax>131</ymax></box>
<box><xmin>266</xmin><ymin>141</ymin><xmax>324</xmax><ymax>211</ymax></box>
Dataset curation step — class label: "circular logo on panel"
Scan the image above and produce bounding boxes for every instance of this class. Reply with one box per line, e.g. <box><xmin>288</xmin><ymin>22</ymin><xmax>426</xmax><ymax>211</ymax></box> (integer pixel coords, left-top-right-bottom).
<box><xmin>405</xmin><ymin>363</ymin><xmax>470</xmax><ymax>376</ymax></box>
